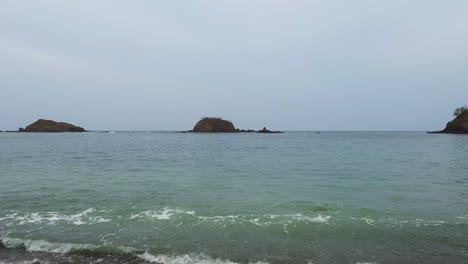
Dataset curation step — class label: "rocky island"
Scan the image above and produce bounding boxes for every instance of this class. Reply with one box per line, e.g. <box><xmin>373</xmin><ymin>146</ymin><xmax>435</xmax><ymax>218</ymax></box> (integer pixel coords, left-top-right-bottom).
<box><xmin>430</xmin><ymin>106</ymin><xmax>468</xmax><ymax>134</ymax></box>
<box><xmin>185</xmin><ymin>117</ymin><xmax>283</xmax><ymax>133</ymax></box>
<box><xmin>192</xmin><ymin>117</ymin><xmax>236</xmax><ymax>133</ymax></box>
<box><xmin>19</xmin><ymin>119</ymin><xmax>86</xmax><ymax>132</ymax></box>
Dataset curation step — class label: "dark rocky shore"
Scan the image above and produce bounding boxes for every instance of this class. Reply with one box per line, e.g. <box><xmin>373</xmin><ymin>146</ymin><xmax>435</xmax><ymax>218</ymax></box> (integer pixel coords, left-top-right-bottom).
<box><xmin>18</xmin><ymin>119</ymin><xmax>86</xmax><ymax>133</ymax></box>
<box><xmin>184</xmin><ymin>117</ymin><xmax>283</xmax><ymax>133</ymax></box>
<box><xmin>429</xmin><ymin>111</ymin><xmax>468</xmax><ymax>134</ymax></box>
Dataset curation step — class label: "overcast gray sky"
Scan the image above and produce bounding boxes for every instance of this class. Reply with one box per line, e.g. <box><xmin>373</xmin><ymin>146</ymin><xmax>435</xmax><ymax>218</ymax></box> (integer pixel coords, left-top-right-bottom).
<box><xmin>1</xmin><ymin>1</ymin><xmax>467</xmax><ymax>131</ymax></box>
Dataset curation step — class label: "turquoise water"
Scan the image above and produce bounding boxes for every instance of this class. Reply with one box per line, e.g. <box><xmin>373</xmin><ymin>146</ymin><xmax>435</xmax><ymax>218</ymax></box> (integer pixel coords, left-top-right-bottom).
<box><xmin>0</xmin><ymin>132</ymin><xmax>467</xmax><ymax>263</ymax></box>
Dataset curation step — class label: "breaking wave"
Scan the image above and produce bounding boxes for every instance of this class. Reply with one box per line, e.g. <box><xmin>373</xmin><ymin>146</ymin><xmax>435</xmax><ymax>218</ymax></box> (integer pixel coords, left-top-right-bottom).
<box><xmin>0</xmin><ymin>208</ymin><xmax>110</xmax><ymax>226</ymax></box>
<box><xmin>126</xmin><ymin>208</ymin><xmax>332</xmax><ymax>235</ymax></box>
<box><xmin>2</xmin><ymin>207</ymin><xmax>465</xmax><ymax>232</ymax></box>
<box><xmin>137</xmin><ymin>252</ymin><xmax>269</xmax><ymax>264</ymax></box>
<box><xmin>130</xmin><ymin>208</ymin><xmax>196</xmax><ymax>220</ymax></box>
<box><xmin>349</xmin><ymin>215</ymin><xmax>468</xmax><ymax>227</ymax></box>
<box><xmin>0</xmin><ymin>260</ymin><xmax>43</xmax><ymax>264</ymax></box>
<box><xmin>0</xmin><ymin>237</ymin><xmax>101</xmax><ymax>254</ymax></box>
<box><xmin>129</xmin><ymin>207</ymin><xmax>332</xmax><ymax>226</ymax></box>
<box><xmin>0</xmin><ymin>237</ymin><xmax>269</xmax><ymax>264</ymax></box>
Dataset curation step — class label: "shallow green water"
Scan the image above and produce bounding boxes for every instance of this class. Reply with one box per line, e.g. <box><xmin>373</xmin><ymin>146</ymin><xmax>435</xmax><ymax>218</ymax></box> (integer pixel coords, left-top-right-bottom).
<box><xmin>0</xmin><ymin>132</ymin><xmax>467</xmax><ymax>263</ymax></box>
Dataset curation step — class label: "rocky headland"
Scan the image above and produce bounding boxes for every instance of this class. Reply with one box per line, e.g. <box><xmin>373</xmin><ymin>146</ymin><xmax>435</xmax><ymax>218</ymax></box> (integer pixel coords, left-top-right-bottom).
<box><xmin>429</xmin><ymin>111</ymin><xmax>468</xmax><ymax>134</ymax></box>
<box><xmin>19</xmin><ymin>119</ymin><xmax>86</xmax><ymax>132</ymax></box>
<box><xmin>185</xmin><ymin>117</ymin><xmax>282</xmax><ymax>133</ymax></box>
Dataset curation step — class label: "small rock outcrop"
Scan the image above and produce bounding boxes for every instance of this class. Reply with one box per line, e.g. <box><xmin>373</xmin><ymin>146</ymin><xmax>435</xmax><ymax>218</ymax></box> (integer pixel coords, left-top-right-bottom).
<box><xmin>21</xmin><ymin>119</ymin><xmax>86</xmax><ymax>132</ymax></box>
<box><xmin>236</xmin><ymin>129</ymin><xmax>256</xmax><ymax>133</ymax></box>
<box><xmin>191</xmin><ymin>118</ymin><xmax>236</xmax><ymax>133</ymax></box>
<box><xmin>430</xmin><ymin>111</ymin><xmax>468</xmax><ymax>134</ymax></box>
<box><xmin>256</xmin><ymin>127</ymin><xmax>283</xmax><ymax>134</ymax></box>
<box><xmin>185</xmin><ymin>117</ymin><xmax>283</xmax><ymax>133</ymax></box>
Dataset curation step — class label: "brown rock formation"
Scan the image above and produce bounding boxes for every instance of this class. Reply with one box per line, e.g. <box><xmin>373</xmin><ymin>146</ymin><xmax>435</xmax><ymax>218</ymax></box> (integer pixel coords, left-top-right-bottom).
<box><xmin>21</xmin><ymin>119</ymin><xmax>86</xmax><ymax>132</ymax></box>
<box><xmin>191</xmin><ymin>117</ymin><xmax>236</xmax><ymax>133</ymax></box>
<box><xmin>185</xmin><ymin>118</ymin><xmax>283</xmax><ymax>133</ymax></box>
<box><xmin>256</xmin><ymin>127</ymin><xmax>283</xmax><ymax>134</ymax></box>
<box><xmin>430</xmin><ymin>111</ymin><xmax>468</xmax><ymax>134</ymax></box>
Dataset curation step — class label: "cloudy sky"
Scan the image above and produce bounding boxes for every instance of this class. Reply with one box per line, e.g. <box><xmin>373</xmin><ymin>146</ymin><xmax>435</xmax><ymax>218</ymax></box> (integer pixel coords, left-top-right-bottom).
<box><xmin>1</xmin><ymin>1</ymin><xmax>467</xmax><ymax>131</ymax></box>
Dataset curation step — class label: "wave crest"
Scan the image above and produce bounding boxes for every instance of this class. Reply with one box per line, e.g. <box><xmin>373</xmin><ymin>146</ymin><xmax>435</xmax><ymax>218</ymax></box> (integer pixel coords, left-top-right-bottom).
<box><xmin>0</xmin><ymin>237</ymin><xmax>99</xmax><ymax>254</ymax></box>
<box><xmin>137</xmin><ymin>251</ymin><xmax>269</xmax><ymax>264</ymax></box>
<box><xmin>129</xmin><ymin>208</ymin><xmax>332</xmax><ymax>226</ymax></box>
<box><xmin>130</xmin><ymin>208</ymin><xmax>195</xmax><ymax>220</ymax></box>
<box><xmin>0</xmin><ymin>208</ymin><xmax>110</xmax><ymax>226</ymax></box>
<box><xmin>0</xmin><ymin>236</ymin><xmax>140</xmax><ymax>256</ymax></box>
<box><xmin>0</xmin><ymin>237</ymin><xmax>270</xmax><ymax>264</ymax></box>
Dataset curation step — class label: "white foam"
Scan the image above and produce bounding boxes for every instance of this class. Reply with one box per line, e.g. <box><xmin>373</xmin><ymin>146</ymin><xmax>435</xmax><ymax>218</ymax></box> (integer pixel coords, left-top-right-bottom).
<box><xmin>350</xmin><ymin>217</ymin><xmax>375</xmax><ymax>226</ymax></box>
<box><xmin>0</xmin><ymin>260</ymin><xmax>45</xmax><ymax>264</ymax></box>
<box><xmin>415</xmin><ymin>219</ymin><xmax>446</xmax><ymax>227</ymax></box>
<box><xmin>137</xmin><ymin>252</ymin><xmax>269</xmax><ymax>264</ymax></box>
<box><xmin>0</xmin><ymin>208</ymin><xmax>110</xmax><ymax>226</ymax></box>
<box><xmin>0</xmin><ymin>236</ymin><xmax>140</xmax><ymax>258</ymax></box>
<box><xmin>131</xmin><ymin>208</ymin><xmax>195</xmax><ymax>220</ymax></box>
<box><xmin>145</xmin><ymin>209</ymin><xmax>175</xmax><ymax>220</ymax></box>
<box><xmin>129</xmin><ymin>208</ymin><xmax>333</xmax><ymax>230</ymax></box>
<box><xmin>1</xmin><ymin>237</ymin><xmax>271</xmax><ymax>264</ymax></box>
<box><xmin>1</xmin><ymin>207</ymin><xmax>332</xmax><ymax>231</ymax></box>
<box><xmin>349</xmin><ymin>216</ymin><xmax>457</xmax><ymax>227</ymax></box>
<box><xmin>1</xmin><ymin>237</ymin><xmax>99</xmax><ymax>254</ymax></box>
<box><xmin>291</xmin><ymin>214</ymin><xmax>331</xmax><ymax>223</ymax></box>
<box><xmin>197</xmin><ymin>215</ymin><xmax>241</xmax><ymax>224</ymax></box>
<box><xmin>457</xmin><ymin>215</ymin><xmax>468</xmax><ymax>221</ymax></box>
<box><xmin>362</xmin><ymin>218</ymin><xmax>375</xmax><ymax>225</ymax></box>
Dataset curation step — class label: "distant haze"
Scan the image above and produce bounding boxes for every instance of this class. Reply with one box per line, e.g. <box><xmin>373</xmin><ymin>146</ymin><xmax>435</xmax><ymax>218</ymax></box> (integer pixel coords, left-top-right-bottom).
<box><xmin>1</xmin><ymin>1</ymin><xmax>467</xmax><ymax>131</ymax></box>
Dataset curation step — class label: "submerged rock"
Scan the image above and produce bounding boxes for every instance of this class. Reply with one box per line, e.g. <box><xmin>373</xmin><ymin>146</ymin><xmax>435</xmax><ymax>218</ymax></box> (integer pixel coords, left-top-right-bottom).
<box><xmin>191</xmin><ymin>117</ymin><xmax>236</xmax><ymax>133</ymax></box>
<box><xmin>21</xmin><ymin>119</ymin><xmax>86</xmax><ymax>132</ymax></box>
<box><xmin>430</xmin><ymin>111</ymin><xmax>468</xmax><ymax>134</ymax></box>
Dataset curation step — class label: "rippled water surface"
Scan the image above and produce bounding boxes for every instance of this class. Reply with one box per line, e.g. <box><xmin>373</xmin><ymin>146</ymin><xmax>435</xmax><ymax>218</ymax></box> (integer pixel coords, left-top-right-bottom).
<box><xmin>0</xmin><ymin>132</ymin><xmax>467</xmax><ymax>264</ymax></box>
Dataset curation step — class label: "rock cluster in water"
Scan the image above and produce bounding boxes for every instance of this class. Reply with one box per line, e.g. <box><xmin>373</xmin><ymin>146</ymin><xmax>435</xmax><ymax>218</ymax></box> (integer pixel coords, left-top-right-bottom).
<box><xmin>20</xmin><ymin>119</ymin><xmax>86</xmax><ymax>132</ymax></box>
<box><xmin>430</xmin><ymin>111</ymin><xmax>468</xmax><ymax>134</ymax></box>
<box><xmin>186</xmin><ymin>117</ymin><xmax>282</xmax><ymax>133</ymax></box>
<box><xmin>256</xmin><ymin>127</ymin><xmax>282</xmax><ymax>134</ymax></box>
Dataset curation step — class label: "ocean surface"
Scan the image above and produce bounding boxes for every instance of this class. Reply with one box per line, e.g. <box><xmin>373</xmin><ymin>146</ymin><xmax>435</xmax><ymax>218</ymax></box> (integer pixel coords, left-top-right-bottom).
<box><xmin>0</xmin><ymin>131</ymin><xmax>467</xmax><ymax>264</ymax></box>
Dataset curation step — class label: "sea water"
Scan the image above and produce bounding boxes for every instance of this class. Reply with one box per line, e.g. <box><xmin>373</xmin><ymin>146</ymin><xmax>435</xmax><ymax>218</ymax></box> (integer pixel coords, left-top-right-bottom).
<box><xmin>0</xmin><ymin>132</ymin><xmax>467</xmax><ymax>263</ymax></box>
